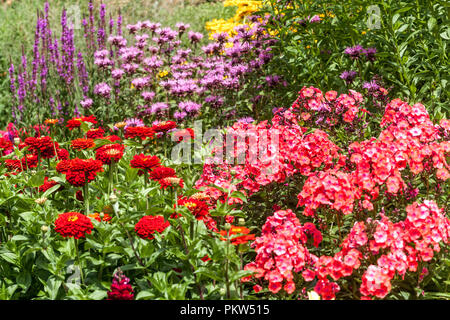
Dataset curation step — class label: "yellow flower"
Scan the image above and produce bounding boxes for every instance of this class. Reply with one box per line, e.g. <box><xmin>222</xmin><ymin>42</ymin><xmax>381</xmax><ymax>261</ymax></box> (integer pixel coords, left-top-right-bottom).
<box><xmin>157</xmin><ymin>70</ymin><xmax>169</xmax><ymax>78</ymax></box>
<box><xmin>307</xmin><ymin>291</ymin><xmax>321</xmax><ymax>300</ymax></box>
<box><xmin>362</xmin><ymin>31</ymin><xmax>367</xmax><ymax>35</ymax></box>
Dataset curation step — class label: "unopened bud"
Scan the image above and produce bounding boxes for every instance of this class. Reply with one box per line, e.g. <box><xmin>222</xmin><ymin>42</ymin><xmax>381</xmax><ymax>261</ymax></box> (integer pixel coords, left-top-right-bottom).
<box><xmin>224</xmin><ymin>223</ymin><xmax>231</xmax><ymax>231</ymax></box>
<box><xmin>35</xmin><ymin>197</ymin><xmax>48</xmax><ymax>205</ymax></box>
<box><xmin>99</xmin><ymin>212</ymin><xmax>105</xmax><ymax>218</ymax></box>
<box><xmin>41</xmin><ymin>225</ymin><xmax>49</xmax><ymax>232</ymax></box>
<box><xmin>238</xmin><ymin>218</ymin><xmax>245</xmax><ymax>226</ymax></box>
<box><xmin>109</xmin><ymin>193</ymin><xmax>118</xmax><ymax>204</ymax></box>
<box><xmin>14</xmin><ymin>137</ymin><xmax>20</xmax><ymax>146</ymax></box>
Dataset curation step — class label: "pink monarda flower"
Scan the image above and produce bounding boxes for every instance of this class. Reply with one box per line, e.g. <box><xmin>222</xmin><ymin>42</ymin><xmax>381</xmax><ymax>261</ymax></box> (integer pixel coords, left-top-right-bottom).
<box><xmin>80</xmin><ymin>98</ymin><xmax>93</xmax><ymax>109</ymax></box>
<box><xmin>111</xmin><ymin>69</ymin><xmax>125</xmax><ymax>80</ymax></box>
<box><xmin>131</xmin><ymin>77</ymin><xmax>149</xmax><ymax>90</ymax></box>
<box><xmin>94</xmin><ymin>83</ymin><xmax>111</xmax><ymax>99</ymax></box>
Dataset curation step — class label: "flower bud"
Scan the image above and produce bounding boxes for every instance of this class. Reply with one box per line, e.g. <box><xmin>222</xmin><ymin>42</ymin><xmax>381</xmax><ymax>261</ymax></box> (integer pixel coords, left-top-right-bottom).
<box><xmin>35</xmin><ymin>197</ymin><xmax>48</xmax><ymax>205</ymax></box>
<box><xmin>109</xmin><ymin>193</ymin><xmax>118</xmax><ymax>204</ymax></box>
<box><xmin>99</xmin><ymin>212</ymin><xmax>105</xmax><ymax>218</ymax></box>
<box><xmin>41</xmin><ymin>225</ymin><xmax>49</xmax><ymax>232</ymax></box>
<box><xmin>224</xmin><ymin>223</ymin><xmax>231</xmax><ymax>231</ymax></box>
<box><xmin>14</xmin><ymin>137</ymin><xmax>20</xmax><ymax>146</ymax></box>
<box><xmin>238</xmin><ymin>218</ymin><xmax>245</xmax><ymax>226</ymax></box>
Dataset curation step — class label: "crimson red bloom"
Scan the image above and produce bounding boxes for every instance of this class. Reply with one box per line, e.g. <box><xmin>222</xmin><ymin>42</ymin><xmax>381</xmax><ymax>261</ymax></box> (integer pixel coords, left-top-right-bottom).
<box><xmin>54</xmin><ymin>212</ymin><xmax>94</xmax><ymax>239</ymax></box>
<box><xmin>107</xmin><ymin>270</ymin><xmax>134</xmax><ymax>300</ymax></box>
<box><xmin>57</xmin><ymin>148</ymin><xmax>69</xmax><ymax>160</ymax></box>
<box><xmin>56</xmin><ymin>159</ymin><xmax>71</xmax><ymax>174</ymax></box>
<box><xmin>151</xmin><ymin>121</ymin><xmax>177</xmax><ymax>133</ymax></box>
<box><xmin>71</xmin><ymin>138</ymin><xmax>95</xmax><ymax>150</ymax></box>
<box><xmin>173</xmin><ymin>128</ymin><xmax>194</xmax><ymax>142</ymax></box>
<box><xmin>39</xmin><ymin>177</ymin><xmax>60</xmax><ymax>193</ymax></box>
<box><xmin>149</xmin><ymin>166</ymin><xmax>176</xmax><ymax>181</ymax></box>
<box><xmin>24</xmin><ymin>136</ymin><xmax>58</xmax><ymax>159</ymax></box>
<box><xmin>124</xmin><ymin>126</ymin><xmax>154</xmax><ymax>140</ymax></box>
<box><xmin>4</xmin><ymin>159</ymin><xmax>22</xmax><ymax>172</ymax></box>
<box><xmin>86</xmin><ymin>127</ymin><xmax>105</xmax><ymax>139</ymax></box>
<box><xmin>66</xmin><ymin>118</ymin><xmax>82</xmax><ymax>130</ymax></box>
<box><xmin>135</xmin><ymin>215</ymin><xmax>170</xmax><ymax>240</ymax></box>
<box><xmin>104</xmin><ymin>135</ymin><xmax>122</xmax><ymax>142</ymax></box>
<box><xmin>0</xmin><ymin>137</ymin><xmax>13</xmax><ymax>155</ymax></box>
<box><xmin>58</xmin><ymin>158</ymin><xmax>104</xmax><ymax>187</ymax></box>
<box><xmin>96</xmin><ymin>144</ymin><xmax>125</xmax><ymax>165</ymax></box>
<box><xmin>21</xmin><ymin>154</ymin><xmax>38</xmax><ymax>170</ymax></box>
<box><xmin>159</xmin><ymin>177</ymin><xmax>184</xmax><ymax>190</ymax></box>
<box><xmin>130</xmin><ymin>154</ymin><xmax>160</xmax><ymax>174</ymax></box>
<box><xmin>177</xmin><ymin>197</ymin><xmax>210</xmax><ymax>220</ymax></box>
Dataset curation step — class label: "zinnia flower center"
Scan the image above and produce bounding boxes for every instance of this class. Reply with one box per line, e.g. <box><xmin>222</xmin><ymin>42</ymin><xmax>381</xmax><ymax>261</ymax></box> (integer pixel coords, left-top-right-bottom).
<box><xmin>68</xmin><ymin>215</ymin><xmax>79</xmax><ymax>222</ymax></box>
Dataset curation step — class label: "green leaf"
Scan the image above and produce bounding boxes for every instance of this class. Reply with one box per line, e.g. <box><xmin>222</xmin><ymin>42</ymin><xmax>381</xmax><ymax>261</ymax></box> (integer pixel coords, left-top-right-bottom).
<box><xmin>89</xmin><ymin>290</ymin><xmax>107</xmax><ymax>300</ymax></box>
<box><xmin>427</xmin><ymin>17</ymin><xmax>437</xmax><ymax>32</ymax></box>
<box><xmin>28</xmin><ymin>171</ymin><xmax>45</xmax><ymax>187</ymax></box>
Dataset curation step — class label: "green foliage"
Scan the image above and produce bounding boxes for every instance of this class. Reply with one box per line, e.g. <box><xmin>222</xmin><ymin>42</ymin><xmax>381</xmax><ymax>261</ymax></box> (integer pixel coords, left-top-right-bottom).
<box><xmin>259</xmin><ymin>0</ymin><xmax>449</xmax><ymax>119</ymax></box>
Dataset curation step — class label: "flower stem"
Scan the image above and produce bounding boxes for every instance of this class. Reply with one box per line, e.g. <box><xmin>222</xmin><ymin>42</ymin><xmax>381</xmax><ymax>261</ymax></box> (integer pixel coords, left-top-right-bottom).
<box><xmin>74</xmin><ymin>238</ymin><xmax>85</xmax><ymax>286</ymax></box>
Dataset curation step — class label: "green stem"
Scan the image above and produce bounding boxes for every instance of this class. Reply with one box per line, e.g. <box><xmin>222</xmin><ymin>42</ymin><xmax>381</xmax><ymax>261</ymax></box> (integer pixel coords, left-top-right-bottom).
<box><xmin>74</xmin><ymin>238</ymin><xmax>85</xmax><ymax>286</ymax></box>
<box><xmin>84</xmin><ymin>180</ymin><xmax>89</xmax><ymax>215</ymax></box>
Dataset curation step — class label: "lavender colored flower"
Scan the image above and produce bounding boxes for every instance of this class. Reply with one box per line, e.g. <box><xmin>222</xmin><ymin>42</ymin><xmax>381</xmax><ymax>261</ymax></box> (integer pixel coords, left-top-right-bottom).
<box><xmin>131</xmin><ymin>77</ymin><xmax>149</xmax><ymax>90</ymax></box>
<box><xmin>80</xmin><ymin>98</ymin><xmax>93</xmax><ymax>109</ymax></box>
<box><xmin>150</xmin><ymin>102</ymin><xmax>169</xmax><ymax>114</ymax></box>
<box><xmin>364</xmin><ymin>47</ymin><xmax>377</xmax><ymax>62</ymax></box>
<box><xmin>141</xmin><ymin>91</ymin><xmax>155</xmax><ymax>102</ymax></box>
<box><xmin>344</xmin><ymin>45</ymin><xmax>364</xmax><ymax>60</ymax></box>
<box><xmin>179</xmin><ymin>101</ymin><xmax>201</xmax><ymax>114</ymax></box>
<box><xmin>237</xmin><ymin>117</ymin><xmax>254</xmax><ymax>124</ymax></box>
<box><xmin>124</xmin><ymin>118</ymin><xmax>144</xmax><ymax>129</ymax></box>
<box><xmin>204</xmin><ymin>95</ymin><xmax>224</xmax><ymax>108</ymax></box>
<box><xmin>363</xmin><ymin>80</ymin><xmax>380</xmax><ymax>92</ymax></box>
<box><xmin>122</xmin><ymin>63</ymin><xmax>139</xmax><ymax>74</ymax></box>
<box><xmin>309</xmin><ymin>15</ymin><xmax>321</xmax><ymax>23</ymax></box>
<box><xmin>94</xmin><ymin>82</ymin><xmax>112</xmax><ymax>98</ymax></box>
<box><xmin>340</xmin><ymin>70</ymin><xmax>358</xmax><ymax>84</ymax></box>
<box><xmin>188</xmin><ymin>31</ymin><xmax>203</xmax><ymax>43</ymax></box>
<box><xmin>173</xmin><ymin>110</ymin><xmax>187</xmax><ymax>120</ymax></box>
<box><xmin>111</xmin><ymin>68</ymin><xmax>125</xmax><ymax>80</ymax></box>
<box><xmin>175</xmin><ymin>23</ymin><xmax>190</xmax><ymax>34</ymax></box>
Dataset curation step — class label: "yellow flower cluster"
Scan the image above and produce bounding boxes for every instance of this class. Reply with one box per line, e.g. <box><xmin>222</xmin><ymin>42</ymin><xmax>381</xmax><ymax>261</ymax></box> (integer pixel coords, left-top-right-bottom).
<box><xmin>205</xmin><ymin>0</ymin><xmax>263</xmax><ymax>38</ymax></box>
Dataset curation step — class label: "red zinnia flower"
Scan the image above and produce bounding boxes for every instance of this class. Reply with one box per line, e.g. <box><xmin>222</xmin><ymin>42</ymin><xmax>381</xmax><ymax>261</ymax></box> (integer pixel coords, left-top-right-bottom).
<box><xmin>24</xmin><ymin>136</ymin><xmax>58</xmax><ymax>159</ymax></box>
<box><xmin>104</xmin><ymin>135</ymin><xmax>122</xmax><ymax>142</ymax></box>
<box><xmin>54</xmin><ymin>212</ymin><xmax>94</xmax><ymax>239</ymax></box>
<box><xmin>151</xmin><ymin>121</ymin><xmax>177</xmax><ymax>133</ymax></box>
<box><xmin>130</xmin><ymin>154</ymin><xmax>160</xmax><ymax>174</ymax></box>
<box><xmin>173</xmin><ymin>128</ymin><xmax>194</xmax><ymax>142</ymax></box>
<box><xmin>159</xmin><ymin>177</ymin><xmax>184</xmax><ymax>190</ymax></box>
<box><xmin>57</xmin><ymin>148</ymin><xmax>69</xmax><ymax>160</ymax></box>
<box><xmin>58</xmin><ymin>158</ymin><xmax>104</xmax><ymax>187</ymax></box>
<box><xmin>149</xmin><ymin>166</ymin><xmax>176</xmax><ymax>181</ymax></box>
<box><xmin>177</xmin><ymin>197</ymin><xmax>210</xmax><ymax>220</ymax></box>
<box><xmin>96</xmin><ymin>144</ymin><xmax>125</xmax><ymax>165</ymax></box>
<box><xmin>56</xmin><ymin>159</ymin><xmax>72</xmax><ymax>174</ymax></box>
<box><xmin>21</xmin><ymin>154</ymin><xmax>38</xmax><ymax>170</ymax></box>
<box><xmin>66</xmin><ymin>118</ymin><xmax>82</xmax><ymax>130</ymax></box>
<box><xmin>0</xmin><ymin>137</ymin><xmax>13</xmax><ymax>155</ymax></box>
<box><xmin>86</xmin><ymin>127</ymin><xmax>105</xmax><ymax>139</ymax></box>
<box><xmin>124</xmin><ymin>126</ymin><xmax>154</xmax><ymax>140</ymax></box>
<box><xmin>4</xmin><ymin>159</ymin><xmax>22</xmax><ymax>172</ymax></box>
<box><xmin>71</xmin><ymin>138</ymin><xmax>96</xmax><ymax>150</ymax></box>
<box><xmin>135</xmin><ymin>215</ymin><xmax>170</xmax><ymax>240</ymax></box>
<box><xmin>39</xmin><ymin>177</ymin><xmax>60</xmax><ymax>193</ymax></box>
